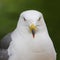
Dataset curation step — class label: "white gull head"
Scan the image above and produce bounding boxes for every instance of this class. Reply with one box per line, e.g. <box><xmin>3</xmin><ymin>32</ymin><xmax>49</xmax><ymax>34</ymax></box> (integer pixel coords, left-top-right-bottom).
<box><xmin>16</xmin><ymin>10</ymin><xmax>48</xmax><ymax>38</ymax></box>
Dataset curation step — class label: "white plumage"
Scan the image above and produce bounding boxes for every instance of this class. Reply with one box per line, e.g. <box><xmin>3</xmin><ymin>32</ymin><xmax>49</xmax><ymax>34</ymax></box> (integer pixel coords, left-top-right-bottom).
<box><xmin>8</xmin><ymin>10</ymin><xmax>56</xmax><ymax>60</ymax></box>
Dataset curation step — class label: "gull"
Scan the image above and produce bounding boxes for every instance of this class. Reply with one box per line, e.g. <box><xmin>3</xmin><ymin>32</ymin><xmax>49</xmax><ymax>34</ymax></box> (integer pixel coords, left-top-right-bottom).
<box><xmin>0</xmin><ymin>10</ymin><xmax>56</xmax><ymax>60</ymax></box>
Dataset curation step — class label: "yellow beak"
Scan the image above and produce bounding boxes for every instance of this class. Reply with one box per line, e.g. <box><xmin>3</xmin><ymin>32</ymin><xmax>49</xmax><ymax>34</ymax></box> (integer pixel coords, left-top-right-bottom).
<box><xmin>29</xmin><ymin>24</ymin><xmax>37</xmax><ymax>38</ymax></box>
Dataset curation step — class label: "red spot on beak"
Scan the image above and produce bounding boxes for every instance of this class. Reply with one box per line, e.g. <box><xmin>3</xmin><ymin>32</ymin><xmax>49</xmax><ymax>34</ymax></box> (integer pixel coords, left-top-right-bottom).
<box><xmin>33</xmin><ymin>33</ymin><xmax>35</xmax><ymax>38</ymax></box>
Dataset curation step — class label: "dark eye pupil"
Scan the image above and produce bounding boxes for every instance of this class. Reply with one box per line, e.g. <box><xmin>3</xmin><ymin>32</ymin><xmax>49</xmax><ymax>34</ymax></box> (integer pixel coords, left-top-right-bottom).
<box><xmin>23</xmin><ymin>17</ymin><xmax>26</xmax><ymax>21</ymax></box>
<box><xmin>38</xmin><ymin>17</ymin><xmax>41</xmax><ymax>21</ymax></box>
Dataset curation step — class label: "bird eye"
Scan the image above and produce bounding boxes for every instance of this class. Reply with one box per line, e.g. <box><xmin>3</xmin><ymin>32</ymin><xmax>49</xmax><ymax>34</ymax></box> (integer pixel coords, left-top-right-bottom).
<box><xmin>23</xmin><ymin>17</ymin><xmax>26</xmax><ymax>21</ymax></box>
<box><xmin>38</xmin><ymin>17</ymin><xmax>41</xmax><ymax>21</ymax></box>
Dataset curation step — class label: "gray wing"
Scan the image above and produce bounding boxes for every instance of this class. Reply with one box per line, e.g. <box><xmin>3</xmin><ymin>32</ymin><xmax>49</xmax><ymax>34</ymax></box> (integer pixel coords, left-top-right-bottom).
<box><xmin>0</xmin><ymin>33</ymin><xmax>12</xmax><ymax>49</ymax></box>
<box><xmin>0</xmin><ymin>33</ymin><xmax>12</xmax><ymax>60</ymax></box>
<box><xmin>0</xmin><ymin>49</ymin><xmax>9</xmax><ymax>60</ymax></box>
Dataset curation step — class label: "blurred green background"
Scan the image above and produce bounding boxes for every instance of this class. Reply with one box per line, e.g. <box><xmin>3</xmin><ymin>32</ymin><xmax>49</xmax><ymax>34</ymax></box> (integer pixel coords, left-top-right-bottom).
<box><xmin>0</xmin><ymin>0</ymin><xmax>60</xmax><ymax>60</ymax></box>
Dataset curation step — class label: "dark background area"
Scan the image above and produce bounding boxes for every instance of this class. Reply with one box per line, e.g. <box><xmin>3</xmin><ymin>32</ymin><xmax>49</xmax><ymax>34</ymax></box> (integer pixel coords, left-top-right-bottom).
<box><xmin>0</xmin><ymin>0</ymin><xmax>60</xmax><ymax>60</ymax></box>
